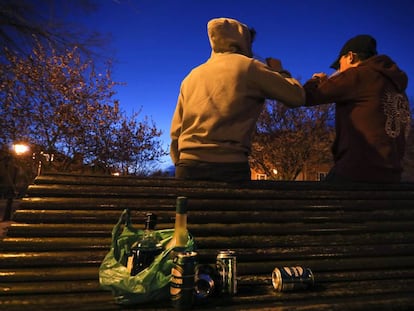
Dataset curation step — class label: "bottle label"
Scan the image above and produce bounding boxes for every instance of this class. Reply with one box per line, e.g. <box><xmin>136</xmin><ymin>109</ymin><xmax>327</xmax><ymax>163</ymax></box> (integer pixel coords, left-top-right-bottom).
<box><xmin>171</xmin><ymin>266</ymin><xmax>195</xmax><ymax>297</ymax></box>
<box><xmin>170</xmin><ymin>266</ymin><xmax>184</xmax><ymax>297</ymax></box>
<box><xmin>126</xmin><ymin>255</ymin><xmax>134</xmax><ymax>274</ymax></box>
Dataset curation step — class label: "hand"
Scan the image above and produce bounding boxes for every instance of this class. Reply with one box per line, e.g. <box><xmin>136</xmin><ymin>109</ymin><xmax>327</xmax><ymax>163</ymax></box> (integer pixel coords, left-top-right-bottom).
<box><xmin>266</xmin><ymin>57</ymin><xmax>283</xmax><ymax>71</ymax></box>
<box><xmin>312</xmin><ymin>72</ymin><xmax>328</xmax><ymax>82</ymax></box>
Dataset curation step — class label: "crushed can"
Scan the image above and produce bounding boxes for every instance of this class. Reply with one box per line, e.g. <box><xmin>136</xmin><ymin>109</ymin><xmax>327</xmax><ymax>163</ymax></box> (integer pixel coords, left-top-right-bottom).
<box><xmin>272</xmin><ymin>266</ymin><xmax>314</xmax><ymax>292</ymax></box>
<box><xmin>194</xmin><ymin>263</ymin><xmax>222</xmax><ymax>299</ymax></box>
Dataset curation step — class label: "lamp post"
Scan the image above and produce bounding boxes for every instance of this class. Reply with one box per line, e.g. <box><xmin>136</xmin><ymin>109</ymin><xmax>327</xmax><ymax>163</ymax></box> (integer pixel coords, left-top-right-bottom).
<box><xmin>12</xmin><ymin>142</ymin><xmax>31</xmax><ymax>180</ymax></box>
<box><xmin>12</xmin><ymin>142</ymin><xmax>32</xmax><ymax>196</ymax></box>
<box><xmin>2</xmin><ymin>143</ymin><xmax>31</xmax><ymax>221</ymax></box>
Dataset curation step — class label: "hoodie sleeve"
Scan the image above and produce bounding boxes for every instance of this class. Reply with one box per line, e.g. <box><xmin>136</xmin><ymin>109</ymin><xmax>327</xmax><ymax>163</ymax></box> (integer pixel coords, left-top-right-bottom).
<box><xmin>303</xmin><ymin>68</ymin><xmax>360</xmax><ymax>106</ymax></box>
<box><xmin>249</xmin><ymin>60</ymin><xmax>305</xmax><ymax>107</ymax></box>
<box><xmin>170</xmin><ymin>91</ymin><xmax>184</xmax><ymax>164</ymax></box>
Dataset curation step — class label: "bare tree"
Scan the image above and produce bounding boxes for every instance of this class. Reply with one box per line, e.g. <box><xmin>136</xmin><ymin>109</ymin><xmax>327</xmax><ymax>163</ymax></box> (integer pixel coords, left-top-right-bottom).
<box><xmin>250</xmin><ymin>100</ymin><xmax>335</xmax><ymax>180</ymax></box>
<box><xmin>114</xmin><ymin>113</ymin><xmax>168</xmax><ymax>176</ymax></box>
<box><xmin>0</xmin><ymin>0</ymin><xmax>105</xmax><ymax>58</ymax></box>
<box><xmin>0</xmin><ymin>40</ymin><xmax>167</xmax><ymax>177</ymax></box>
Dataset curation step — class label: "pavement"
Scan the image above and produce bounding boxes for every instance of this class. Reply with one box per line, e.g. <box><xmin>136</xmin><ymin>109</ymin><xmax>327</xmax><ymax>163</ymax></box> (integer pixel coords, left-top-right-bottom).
<box><xmin>0</xmin><ymin>199</ymin><xmax>19</xmax><ymax>237</ymax></box>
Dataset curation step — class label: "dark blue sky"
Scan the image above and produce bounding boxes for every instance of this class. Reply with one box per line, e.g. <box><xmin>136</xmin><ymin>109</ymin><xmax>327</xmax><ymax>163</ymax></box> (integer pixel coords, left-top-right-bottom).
<box><xmin>78</xmin><ymin>0</ymin><xmax>414</xmax><ymax>168</ymax></box>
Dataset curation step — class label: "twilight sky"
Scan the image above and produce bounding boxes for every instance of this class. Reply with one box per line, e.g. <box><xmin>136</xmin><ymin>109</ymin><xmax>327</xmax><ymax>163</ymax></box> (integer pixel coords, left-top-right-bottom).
<box><xmin>74</xmin><ymin>0</ymin><xmax>414</xmax><ymax>169</ymax></box>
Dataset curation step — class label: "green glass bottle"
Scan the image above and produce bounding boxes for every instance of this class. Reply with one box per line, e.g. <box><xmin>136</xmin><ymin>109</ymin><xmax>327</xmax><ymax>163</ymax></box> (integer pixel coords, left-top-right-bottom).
<box><xmin>127</xmin><ymin>212</ymin><xmax>163</xmax><ymax>276</ymax></box>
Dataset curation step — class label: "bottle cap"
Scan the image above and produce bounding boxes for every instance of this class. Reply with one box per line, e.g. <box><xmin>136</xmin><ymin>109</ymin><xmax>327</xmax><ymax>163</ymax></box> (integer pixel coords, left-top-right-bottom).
<box><xmin>176</xmin><ymin>196</ymin><xmax>188</xmax><ymax>214</ymax></box>
<box><xmin>145</xmin><ymin>212</ymin><xmax>157</xmax><ymax>229</ymax></box>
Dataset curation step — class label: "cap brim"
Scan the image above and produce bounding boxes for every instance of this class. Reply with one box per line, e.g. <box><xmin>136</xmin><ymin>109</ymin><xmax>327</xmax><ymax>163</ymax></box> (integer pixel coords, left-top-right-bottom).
<box><xmin>330</xmin><ymin>57</ymin><xmax>340</xmax><ymax>70</ymax></box>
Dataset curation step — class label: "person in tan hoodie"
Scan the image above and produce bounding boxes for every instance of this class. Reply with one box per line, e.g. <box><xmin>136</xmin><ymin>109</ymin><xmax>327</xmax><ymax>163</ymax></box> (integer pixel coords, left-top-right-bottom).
<box><xmin>170</xmin><ymin>17</ymin><xmax>304</xmax><ymax>182</ymax></box>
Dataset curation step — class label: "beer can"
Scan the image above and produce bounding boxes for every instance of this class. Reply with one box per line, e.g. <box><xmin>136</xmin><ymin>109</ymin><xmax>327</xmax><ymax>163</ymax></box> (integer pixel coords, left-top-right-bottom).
<box><xmin>216</xmin><ymin>250</ymin><xmax>237</xmax><ymax>295</ymax></box>
<box><xmin>170</xmin><ymin>251</ymin><xmax>197</xmax><ymax>310</ymax></box>
<box><xmin>194</xmin><ymin>263</ymin><xmax>221</xmax><ymax>299</ymax></box>
<box><xmin>272</xmin><ymin>266</ymin><xmax>314</xmax><ymax>292</ymax></box>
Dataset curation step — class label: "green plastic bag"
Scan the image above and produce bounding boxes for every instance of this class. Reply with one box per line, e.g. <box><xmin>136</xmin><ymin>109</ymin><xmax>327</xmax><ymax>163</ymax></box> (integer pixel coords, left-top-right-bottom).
<box><xmin>99</xmin><ymin>209</ymin><xmax>195</xmax><ymax>305</ymax></box>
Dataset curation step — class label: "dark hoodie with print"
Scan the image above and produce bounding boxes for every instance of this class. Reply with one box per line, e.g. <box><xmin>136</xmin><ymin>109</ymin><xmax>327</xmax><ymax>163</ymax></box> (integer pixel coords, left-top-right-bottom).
<box><xmin>304</xmin><ymin>55</ymin><xmax>410</xmax><ymax>182</ymax></box>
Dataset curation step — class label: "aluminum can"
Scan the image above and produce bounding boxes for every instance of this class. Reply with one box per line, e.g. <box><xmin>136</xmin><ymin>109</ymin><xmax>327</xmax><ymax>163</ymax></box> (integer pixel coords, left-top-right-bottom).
<box><xmin>170</xmin><ymin>251</ymin><xmax>197</xmax><ymax>310</ymax></box>
<box><xmin>194</xmin><ymin>263</ymin><xmax>222</xmax><ymax>299</ymax></box>
<box><xmin>216</xmin><ymin>250</ymin><xmax>237</xmax><ymax>295</ymax></box>
<box><xmin>272</xmin><ymin>266</ymin><xmax>314</xmax><ymax>292</ymax></box>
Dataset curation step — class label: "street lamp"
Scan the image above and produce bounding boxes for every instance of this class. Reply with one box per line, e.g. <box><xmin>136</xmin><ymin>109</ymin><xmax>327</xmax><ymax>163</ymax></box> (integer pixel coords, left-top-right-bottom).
<box><xmin>3</xmin><ymin>143</ymin><xmax>30</xmax><ymax>221</ymax></box>
<box><xmin>12</xmin><ymin>143</ymin><xmax>43</xmax><ymax>176</ymax></box>
<box><xmin>12</xmin><ymin>142</ymin><xmax>43</xmax><ymax>176</ymax></box>
<box><xmin>11</xmin><ymin>143</ymin><xmax>55</xmax><ymax>177</ymax></box>
<box><xmin>12</xmin><ymin>143</ymin><xmax>30</xmax><ymax>156</ymax></box>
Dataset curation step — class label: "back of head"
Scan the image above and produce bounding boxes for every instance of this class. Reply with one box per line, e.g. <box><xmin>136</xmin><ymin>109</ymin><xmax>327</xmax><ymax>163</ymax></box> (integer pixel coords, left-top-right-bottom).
<box><xmin>331</xmin><ymin>34</ymin><xmax>378</xmax><ymax>70</ymax></box>
<box><xmin>207</xmin><ymin>17</ymin><xmax>253</xmax><ymax>57</ymax></box>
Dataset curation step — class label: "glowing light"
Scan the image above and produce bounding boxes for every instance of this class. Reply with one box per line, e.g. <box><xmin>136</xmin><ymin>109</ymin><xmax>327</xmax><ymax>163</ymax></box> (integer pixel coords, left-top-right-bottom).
<box><xmin>13</xmin><ymin>143</ymin><xmax>30</xmax><ymax>155</ymax></box>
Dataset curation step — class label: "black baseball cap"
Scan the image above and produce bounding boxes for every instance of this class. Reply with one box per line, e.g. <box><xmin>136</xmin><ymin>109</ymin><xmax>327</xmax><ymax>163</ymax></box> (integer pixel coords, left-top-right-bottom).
<box><xmin>330</xmin><ymin>34</ymin><xmax>378</xmax><ymax>70</ymax></box>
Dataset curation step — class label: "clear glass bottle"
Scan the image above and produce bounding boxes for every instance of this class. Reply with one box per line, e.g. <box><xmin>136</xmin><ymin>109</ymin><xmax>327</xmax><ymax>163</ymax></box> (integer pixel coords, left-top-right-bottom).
<box><xmin>166</xmin><ymin>196</ymin><xmax>189</xmax><ymax>252</ymax></box>
<box><xmin>127</xmin><ymin>212</ymin><xmax>163</xmax><ymax>276</ymax></box>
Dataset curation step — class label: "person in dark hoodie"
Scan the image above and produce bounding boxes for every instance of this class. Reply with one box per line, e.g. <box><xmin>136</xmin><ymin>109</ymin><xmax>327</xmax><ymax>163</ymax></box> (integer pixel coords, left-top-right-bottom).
<box><xmin>304</xmin><ymin>34</ymin><xmax>411</xmax><ymax>183</ymax></box>
<box><xmin>170</xmin><ymin>17</ymin><xmax>304</xmax><ymax>182</ymax></box>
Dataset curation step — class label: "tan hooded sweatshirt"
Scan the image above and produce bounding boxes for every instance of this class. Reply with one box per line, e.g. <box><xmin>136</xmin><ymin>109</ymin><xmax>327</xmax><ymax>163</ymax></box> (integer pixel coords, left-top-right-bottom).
<box><xmin>170</xmin><ymin>17</ymin><xmax>305</xmax><ymax>164</ymax></box>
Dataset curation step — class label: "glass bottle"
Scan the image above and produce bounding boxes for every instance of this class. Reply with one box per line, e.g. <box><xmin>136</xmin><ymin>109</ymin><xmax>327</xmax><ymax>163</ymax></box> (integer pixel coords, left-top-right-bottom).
<box><xmin>127</xmin><ymin>212</ymin><xmax>163</xmax><ymax>276</ymax></box>
<box><xmin>166</xmin><ymin>196</ymin><xmax>189</xmax><ymax>252</ymax></box>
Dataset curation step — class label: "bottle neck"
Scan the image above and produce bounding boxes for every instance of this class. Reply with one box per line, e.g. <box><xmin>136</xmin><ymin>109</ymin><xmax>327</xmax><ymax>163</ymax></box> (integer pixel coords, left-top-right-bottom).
<box><xmin>145</xmin><ymin>223</ymin><xmax>155</xmax><ymax>231</ymax></box>
<box><xmin>145</xmin><ymin>213</ymin><xmax>157</xmax><ymax>230</ymax></box>
<box><xmin>175</xmin><ymin>212</ymin><xmax>187</xmax><ymax>228</ymax></box>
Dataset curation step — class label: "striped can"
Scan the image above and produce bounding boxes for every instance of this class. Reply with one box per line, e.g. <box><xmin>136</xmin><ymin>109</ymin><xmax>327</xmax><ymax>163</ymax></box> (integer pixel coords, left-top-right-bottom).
<box><xmin>170</xmin><ymin>251</ymin><xmax>198</xmax><ymax>310</ymax></box>
<box><xmin>272</xmin><ymin>266</ymin><xmax>314</xmax><ymax>292</ymax></box>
